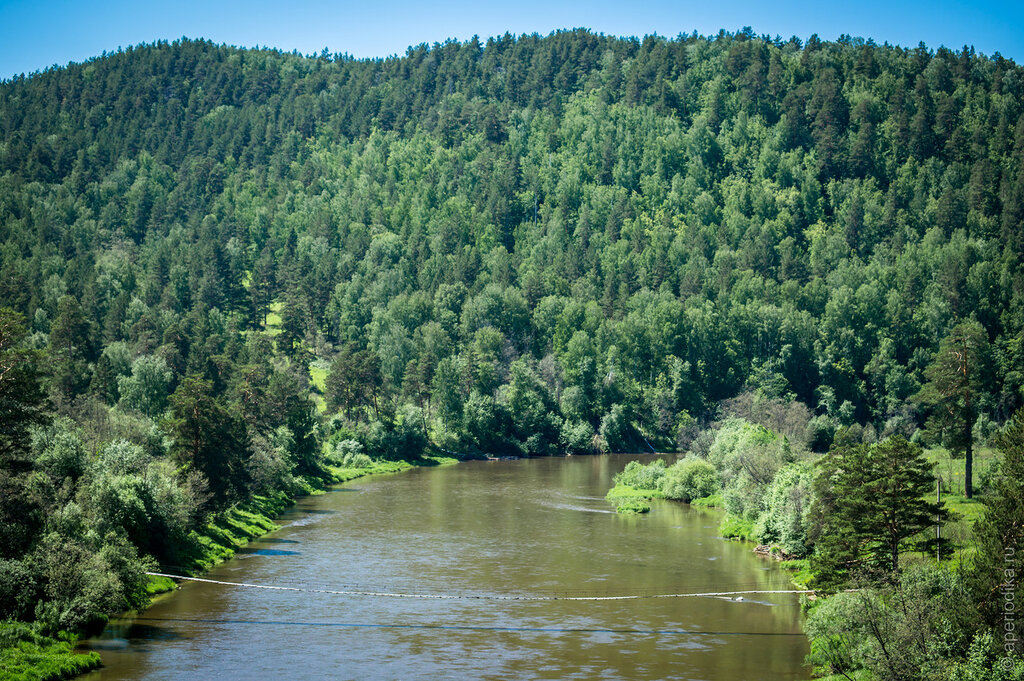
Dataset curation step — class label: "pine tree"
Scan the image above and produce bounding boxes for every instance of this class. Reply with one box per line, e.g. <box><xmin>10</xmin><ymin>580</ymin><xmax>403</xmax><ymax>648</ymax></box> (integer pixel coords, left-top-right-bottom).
<box><xmin>811</xmin><ymin>435</ymin><xmax>948</xmax><ymax>588</ymax></box>
<box><xmin>917</xmin><ymin>321</ymin><xmax>989</xmax><ymax>498</ymax></box>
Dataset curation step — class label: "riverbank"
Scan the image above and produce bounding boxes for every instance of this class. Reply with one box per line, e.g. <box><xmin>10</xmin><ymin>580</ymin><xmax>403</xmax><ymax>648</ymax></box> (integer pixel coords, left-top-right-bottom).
<box><xmin>155</xmin><ymin>454</ymin><xmax>460</xmax><ymax>581</ymax></box>
<box><xmin>0</xmin><ymin>622</ymin><xmax>100</xmax><ymax>681</ymax></box>
<box><xmin>7</xmin><ymin>455</ymin><xmax>461</xmax><ymax>681</ymax></box>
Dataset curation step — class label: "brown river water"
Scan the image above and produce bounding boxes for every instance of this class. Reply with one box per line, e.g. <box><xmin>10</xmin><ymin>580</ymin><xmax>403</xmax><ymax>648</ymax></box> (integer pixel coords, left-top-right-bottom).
<box><xmin>80</xmin><ymin>455</ymin><xmax>809</xmax><ymax>680</ymax></box>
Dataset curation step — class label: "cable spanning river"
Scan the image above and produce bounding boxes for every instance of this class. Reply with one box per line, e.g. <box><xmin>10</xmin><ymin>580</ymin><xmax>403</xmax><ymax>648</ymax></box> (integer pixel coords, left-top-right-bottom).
<box><xmin>81</xmin><ymin>455</ymin><xmax>809</xmax><ymax>680</ymax></box>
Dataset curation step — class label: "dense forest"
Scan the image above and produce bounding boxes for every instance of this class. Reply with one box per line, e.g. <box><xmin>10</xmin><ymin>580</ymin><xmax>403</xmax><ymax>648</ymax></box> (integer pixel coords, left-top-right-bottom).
<box><xmin>1</xmin><ymin>28</ymin><xmax>1023</xmax><ymax>679</ymax></box>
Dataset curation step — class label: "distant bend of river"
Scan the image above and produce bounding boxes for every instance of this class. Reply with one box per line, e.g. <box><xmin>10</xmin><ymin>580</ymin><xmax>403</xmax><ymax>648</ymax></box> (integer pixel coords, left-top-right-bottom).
<box><xmin>81</xmin><ymin>455</ymin><xmax>809</xmax><ymax>680</ymax></box>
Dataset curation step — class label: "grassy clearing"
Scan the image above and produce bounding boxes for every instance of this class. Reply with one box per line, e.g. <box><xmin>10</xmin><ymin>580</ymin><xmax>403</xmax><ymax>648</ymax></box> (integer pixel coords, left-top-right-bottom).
<box><xmin>263</xmin><ymin>301</ymin><xmax>283</xmax><ymax>336</ymax></box>
<box><xmin>308</xmin><ymin>361</ymin><xmax>329</xmax><ymax>414</ymax></box>
<box><xmin>0</xmin><ymin>622</ymin><xmax>100</xmax><ymax>681</ymax></box>
<box><xmin>143</xmin><ymin>575</ymin><xmax>177</xmax><ymax>597</ymax></box>
<box><xmin>925</xmin><ymin>445</ymin><xmax>998</xmax><ymax>497</ymax></box>
<box><xmin>605</xmin><ymin>484</ymin><xmax>664</xmax><ymax>513</ymax></box>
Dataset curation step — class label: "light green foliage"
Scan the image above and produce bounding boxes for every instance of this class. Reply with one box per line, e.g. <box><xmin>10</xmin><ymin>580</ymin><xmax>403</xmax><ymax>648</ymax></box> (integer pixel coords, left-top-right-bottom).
<box><xmin>500</xmin><ymin>358</ymin><xmax>561</xmax><ymax>455</ymax></box>
<box><xmin>561</xmin><ymin>419</ymin><xmax>596</xmax><ymax>454</ymax></box>
<box><xmin>805</xmin><ymin>565</ymin><xmax>982</xmax><ymax>681</ymax></box>
<box><xmin>117</xmin><ymin>355</ymin><xmax>172</xmax><ymax>417</ymax></box>
<box><xmin>751</xmin><ymin>461</ymin><xmax>815</xmax><ymax>557</ymax></box>
<box><xmin>30</xmin><ymin>422</ymin><xmax>85</xmax><ymax>482</ymax></box>
<box><xmin>659</xmin><ymin>455</ymin><xmax>718</xmax><ymax>503</ymax></box>
<box><xmin>947</xmin><ymin>632</ymin><xmax>1024</xmax><ymax>681</ymax></box>
<box><xmin>718</xmin><ymin>513</ymin><xmax>755</xmax><ymax>541</ymax></box>
<box><xmin>327</xmin><ymin>439</ymin><xmax>373</xmax><ymax>468</ymax></box>
<box><xmin>612</xmin><ymin>459</ymin><xmax>666</xmax><ymax>491</ymax></box>
<box><xmin>600</xmin><ymin>404</ymin><xmax>639</xmax><ymax>452</ymax></box>
<box><xmin>246</xmin><ymin>426</ymin><xmax>296</xmax><ymax>494</ymax></box>
<box><xmin>604</xmin><ymin>483</ymin><xmax>664</xmax><ymax>513</ymax></box>
<box><xmin>709</xmin><ymin>419</ymin><xmax>794</xmax><ymax>520</ymax></box>
<box><xmin>31</xmin><ymin>531</ymin><xmax>152</xmax><ymax>634</ymax></box>
<box><xmin>100</xmin><ymin>342</ymin><xmax>132</xmax><ymax>378</ymax></box>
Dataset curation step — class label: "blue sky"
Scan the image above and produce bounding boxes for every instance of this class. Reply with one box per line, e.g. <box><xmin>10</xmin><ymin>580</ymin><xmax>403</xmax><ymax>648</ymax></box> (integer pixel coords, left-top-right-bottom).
<box><xmin>2</xmin><ymin>0</ymin><xmax>1022</xmax><ymax>79</ymax></box>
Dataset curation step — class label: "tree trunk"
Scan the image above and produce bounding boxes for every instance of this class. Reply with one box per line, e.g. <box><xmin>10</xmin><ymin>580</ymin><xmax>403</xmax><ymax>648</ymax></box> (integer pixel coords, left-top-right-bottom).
<box><xmin>965</xmin><ymin>422</ymin><xmax>973</xmax><ymax>499</ymax></box>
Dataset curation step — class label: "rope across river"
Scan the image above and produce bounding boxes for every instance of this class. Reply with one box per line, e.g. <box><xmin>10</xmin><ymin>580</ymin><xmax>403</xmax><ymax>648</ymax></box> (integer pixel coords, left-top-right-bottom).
<box><xmin>145</xmin><ymin>572</ymin><xmax>814</xmax><ymax>602</ymax></box>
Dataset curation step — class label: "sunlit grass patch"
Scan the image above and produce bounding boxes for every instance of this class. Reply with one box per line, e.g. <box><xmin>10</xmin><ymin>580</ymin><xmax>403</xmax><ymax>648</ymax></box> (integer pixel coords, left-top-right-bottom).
<box><xmin>264</xmin><ymin>301</ymin><xmax>284</xmax><ymax>336</ymax></box>
<box><xmin>605</xmin><ymin>483</ymin><xmax>663</xmax><ymax>513</ymax></box>
<box><xmin>690</xmin><ymin>493</ymin><xmax>723</xmax><ymax>509</ymax></box>
<box><xmin>0</xmin><ymin>621</ymin><xmax>100</xmax><ymax>681</ymax></box>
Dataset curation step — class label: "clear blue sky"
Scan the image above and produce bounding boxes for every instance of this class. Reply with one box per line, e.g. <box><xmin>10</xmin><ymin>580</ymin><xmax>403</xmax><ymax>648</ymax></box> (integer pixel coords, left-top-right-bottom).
<box><xmin>2</xmin><ymin>0</ymin><xmax>1022</xmax><ymax>80</ymax></box>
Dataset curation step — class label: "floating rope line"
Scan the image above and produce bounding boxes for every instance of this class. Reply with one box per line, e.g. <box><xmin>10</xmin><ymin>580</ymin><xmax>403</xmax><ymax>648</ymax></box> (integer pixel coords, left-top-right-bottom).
<box><xmin>132</xmin><ymin>615</ymin><xmax>807</xmax><ymax>636</ymax></box>
<box><xmin>145</xmin><ymin>572</ymin><xmax>813</xmax><ymax>601</ymax></box>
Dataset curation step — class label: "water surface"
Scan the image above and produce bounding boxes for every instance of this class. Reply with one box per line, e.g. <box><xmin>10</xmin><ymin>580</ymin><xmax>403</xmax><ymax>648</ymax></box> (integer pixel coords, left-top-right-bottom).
<box><xmin>81</xmin><ymin>455</ymin><xmax>808</xmax><ymax>680</ymax></box>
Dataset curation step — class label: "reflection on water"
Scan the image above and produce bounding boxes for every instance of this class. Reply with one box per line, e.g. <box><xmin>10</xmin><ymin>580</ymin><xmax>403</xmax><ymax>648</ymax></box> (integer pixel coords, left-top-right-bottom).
<box><xmin>81</xmin><ymin>455</ymin><xmax>809</xmax><ymax>680</ymax></box>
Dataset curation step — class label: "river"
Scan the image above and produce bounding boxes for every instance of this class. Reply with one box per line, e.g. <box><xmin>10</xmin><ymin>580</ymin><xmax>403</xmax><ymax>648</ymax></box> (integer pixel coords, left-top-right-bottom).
<box><xmin>80</xmin><ymin>455</ymin><xmax>809</xmax><ymax>680</ymax></box>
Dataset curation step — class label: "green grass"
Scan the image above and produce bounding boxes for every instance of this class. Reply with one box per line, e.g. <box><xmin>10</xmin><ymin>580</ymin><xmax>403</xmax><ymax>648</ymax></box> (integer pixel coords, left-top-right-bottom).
<box><xmin>308</xmin><ymin>362</ymin><xmax>328</xmax><ymax>392</ymax></box>
<box><xmin>263</xmin><ymin>301</ymin><xmax>284</xmax><ymax>336</ymax></box>
<box><xmin>171</xmin><ymin>492</ymin><xmax>294</xmax><ymax>574</ymax></box>
<box><xmin>690</xmin><ymin>493</ymin><xmax>723</xmax><ymax>509</ymax></box>
<box><xmin>325</xmin><ymin>454</ymin><xmax>459</xmax><ymax>483</ymax></box>
<box><xmin>0</xmin><ymin>622</ymin><xmax>100</xmax><ymax>681</ymax></box>
<box><xmin>719</xmin><ymin>513</ymin><xmax>756</xmax><ymax>541</ymax></box>
<box><xmin>143</xmin><ymin>575</ymin><xmax>177</xmax><ymax>597</ymax></box>
<box><xmin>925</xmin><ymin>445</ymin><xmax>998</xmax><ymax>497</ymax></box>
<box><xmin>308</xmin><ymin>361</ymin><xmax>329</xmax><ymax>414</ymax></box>
<box><xmin>615</xmin><ymin>499</ymin><xmax>652</xmax><ymax>513</ymax></box>
<box><xmin>605</xmin><ymin>484</ymin><xmax>664</xmax><ymax>513</ymax></box>
<box><xmin>780</xmin><ymin>559</ymin><xmax>815</xmax><ymax>589</ymax></box>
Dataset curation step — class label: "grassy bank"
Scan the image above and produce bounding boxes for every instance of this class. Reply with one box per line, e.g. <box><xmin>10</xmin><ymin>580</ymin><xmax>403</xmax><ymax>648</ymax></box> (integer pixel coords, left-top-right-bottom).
<box><xmin>0</xmin><ymin>622</ymin><xmax>100</xmax><ymax>681</ymax></box>
<box><xmin>605</xmin><ymin>483</ymin><xmax>665</xmax><ymax>513</ymax></box>
<box><xmin>167</xmin><ymin>455</ymin><xmax>460</xmax><ymax>576</ymax></box>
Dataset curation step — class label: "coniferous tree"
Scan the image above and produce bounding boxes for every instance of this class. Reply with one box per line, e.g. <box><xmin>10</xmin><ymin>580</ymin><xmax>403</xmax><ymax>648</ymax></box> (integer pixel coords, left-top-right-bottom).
<box><xmin>811</xmin><ymin>435</ymin><xmax>948</xmax><ymax>589</ymax></box>
<box><xmin>917</xmin><ymin>321</ymin><xmax>989</xmax><ymax>498</ymax></box>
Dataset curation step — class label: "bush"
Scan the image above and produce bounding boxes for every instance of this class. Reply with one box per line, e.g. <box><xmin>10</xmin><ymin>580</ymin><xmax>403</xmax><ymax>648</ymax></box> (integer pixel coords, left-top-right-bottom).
<box><xmin>600</xmin><ymin>404</ymin><xmax>638</xmax><ymax>452</ymax></box>
<box><xmin>751</xmin><ymin>461</ymin><xmax>815</xmax><ymax>557</ymax></box>
<box><xmin>0</xmin><ymin>559</ymin><xmax>37</xmax><ymax>620</ymax></box>
<box><xmin>0</xmin><ymin>621</ymin><xmax>101</xmax><ymax>681</ymax></box>
<box><xmin>708</xmin><ymin>419</ymin><xmax>794</xmax><ymax>521</ymax></box>
<box><xmin>328</xmin><ymin>439</ymin><xmax>372</xmax><ymax>468</ymax></box>
<box><xmin>660</xmin><ymin>456</ymin><xmax>718</xmax><ymax>502</ymax></box>
<box><xmin>613</xmin><ymin>459</ymin><xmax>666</xmax><ymax>491</ymax></box>
<box><xmin>561</xmin><ymin>420</ymin><xmax>596</xmax><ymax>454</ymax></box>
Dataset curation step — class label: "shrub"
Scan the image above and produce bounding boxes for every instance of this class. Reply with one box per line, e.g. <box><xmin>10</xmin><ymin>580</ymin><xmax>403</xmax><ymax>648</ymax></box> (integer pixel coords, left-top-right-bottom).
<box><xmin>613</xmin><ymin>459</ymin><xmax>666</xmax><ymax>491</ymax></box>
<box><xmin>751</xmin><ymin>462</ymin><xmax>815</xmax><ymax>557</ymax></box>
<box><xmin>328</xmin><ymin>439</ymin><xmax>372</xmax><ymax>468</ymax></box>
<box><xmin>561</xmin><ymin>420</ymin><xmax>596</xmax><ymax>454</ymax></box>
<box><xmin>660</xmin><ymin>456</ymin><xmax>718</xmax><ymax>502</ymax></box>
<box><xmin>600</xmin><ymin>404</ymin><xmax>638</xmax><ymax>452</ymax></box>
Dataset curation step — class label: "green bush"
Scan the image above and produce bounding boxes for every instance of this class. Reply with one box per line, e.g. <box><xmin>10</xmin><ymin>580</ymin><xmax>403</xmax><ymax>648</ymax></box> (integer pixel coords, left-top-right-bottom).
<box><xmin>751</xmin><ymin>461</ymin><xmax>815</xmax><ymax>557</ymax></box>
<box><xmin>612</xmin><ymin>459</ymin><xmax>666</xmax><ymax>491</ymax></box>
<box><xmin>328</xmin><ymin>439</ymin><xmax>373</xmax><ymax>468</ymax></box>
<box><xmin>561</xmin><ymin>419</ymin><xmax>596</xmax><ymax>454</ymax></box>
<box><xmin>660</xmin><ymin>456</ymin><xmax>718</xmax><ymax>502</ymax></box>
<box><xmin>600</xmin><ymin>404</ymin><xmax>638</xmax><ymax>452</ymax></box>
